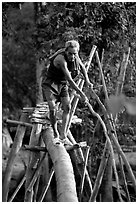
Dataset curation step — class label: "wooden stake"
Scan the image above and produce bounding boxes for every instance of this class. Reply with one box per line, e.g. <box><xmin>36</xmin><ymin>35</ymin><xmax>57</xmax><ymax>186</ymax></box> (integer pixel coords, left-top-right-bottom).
<box><xmin>26</xmin><ymin>152</ymin><xmax>46</xmax><ymax>192</ymax></box>
<box><xmin>80</xmin><ymin>146</ymin><xmax>90</xmax><ymax>201</ymax></box>
<box><xmin>89</xmin><ymin>141</ymin><xmax>109</xmax><ymax>202</ymax></box>
<box><xmin>2</xmin><ymin>112</ymin><xmax>28</xmax><ymax>202</ymax></box>
<box><xmin>38</xmin><ymin>168</ymin><xmax>54</xmax><ymax>202</ymax></box>
<box><xmin>24</xmin><ymin>123</ymin><xmax>43</xmax><ymax>201</ymax></box>
<box><xmin>8</xmin><ymin>174</ymin><xmax>26</xmax><ymax>202</ymax></box>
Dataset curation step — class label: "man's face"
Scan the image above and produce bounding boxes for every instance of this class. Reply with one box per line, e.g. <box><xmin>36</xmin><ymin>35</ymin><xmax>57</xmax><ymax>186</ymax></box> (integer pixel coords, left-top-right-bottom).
<box><xmin>66</xmin><ymin>47</ymin><xmax>78</xmax><ymax>62</ymax></box>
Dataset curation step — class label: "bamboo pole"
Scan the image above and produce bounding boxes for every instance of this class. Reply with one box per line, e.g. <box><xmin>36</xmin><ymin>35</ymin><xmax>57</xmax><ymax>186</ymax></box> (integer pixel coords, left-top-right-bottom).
<box><xmin>86</xmin><ymin>101</ymin><xmax>123</xmax><ymax>200</ymax></box>
<box><xmin>114</xmin><ymin>47</ymin><xmax>131</xmax><ymax>201</ymax></box>
<box><xmin>89</xmin><ymin>141</ymin><xmax>109</xmax><ymax>202</ymax></box>
<box><xmin>6</xmin><ymin>119</ymin><xmax>33</xmax><ymax>127</ymax></box>
<box><xmin>42</xmin><ymin>127</ymin><xmax>78</xmax><ymax>202</ymax></box>
<box><xmin>69</xmin><ymin>147</ymin><xmax>93</xmax><ymax>201</ymax></box>
<box><xmin>80</xmin><ymin>146</ymin><xmax>90</xmax><ymax>201</ymax></box>
<box><xmin>100</xmin><ymin>153</ymin><xmax>113</xmax><ymax>202</ymax></box>
<box><xmin>115</xmin><ymin>47</ymin><xmax>131</xmax><ymax>96</ymax></box>
<box><xmin>33</xmin><ymin>174</ymin><xmax>40</xmax><ymax>201</ymax></box>
<box><xmin>66</xmin><ymin>45</ymin><xmax>97</xmax><ymax>143</ymax></box>
<box><xmin>23</xmin><ymin>145</ymin><xmax>47</xmax><ymax>152</ymax></box>
<box><xmin>2</xmin><ymin>111</ymin><xmax>28</xmax><ymax>202</ymax></box>
<box><xmin>39</xmin><ymin>151</ymin><xmax>53</xmax><ymax>202</ymax></box>
<box><xmin>8</xmin><ymin>174</ymin><xmax>26</xmax><ymax>202</ymax></box>
<box><xmin>38</xmin><ymin>168</ymin><xmax>54</xmax><ymax>202</ymax></box>
<box><xmin>95</xmin><ymin>51</ymin><xmax>109</xmax><ymax>100</ymax></box>
<box><xmin>90</xmin><ymin>87</ymin><xmax>136</xmax><ymax>191</ymax></box>
<box><xmin>95</xmin><ymin>51</ymin><xmax>136</xmax><ymax>191</ymax></box>
<box><xmin>95</xmin><ymin>51</ymin><xmax>123</xmax><ymax>199</ymax></box>
<box><xmin>112</xmin><ymin>155</ymin><xmax>123</xmax><ymax>201</ymax></box>
<box><xmin>26</xmin><ymin>152</ymin><xmax>46</xmax><ymax>192</ymax></box>
<box><xmin>24</xmin><ymin>123</ymin><xmax>43</xmax><ymax>201</ymax></box>
<box><xmin>88</xmin><ymin>86</ymin><xmax>133</xmax><ymax>200</ymax></box>
<box><xmin>118</xmin><ymin>156</ymin><xmax>131</xmax><ymax>201</ymax></box>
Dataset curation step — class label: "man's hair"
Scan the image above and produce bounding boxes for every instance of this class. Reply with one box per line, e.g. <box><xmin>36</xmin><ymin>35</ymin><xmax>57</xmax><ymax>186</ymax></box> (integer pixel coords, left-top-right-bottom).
<box><xmin>65</xmin><ymin>40</ymin><xmax>80</xmax><ymax>51</ymax></box>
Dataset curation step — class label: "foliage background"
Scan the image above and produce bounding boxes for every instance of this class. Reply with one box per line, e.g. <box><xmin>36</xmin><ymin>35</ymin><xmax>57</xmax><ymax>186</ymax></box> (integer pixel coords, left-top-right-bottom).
<box><xmin>2</xmin><ymin>2</ymin><xmax>136</xmax><ymax>136</ymax></box>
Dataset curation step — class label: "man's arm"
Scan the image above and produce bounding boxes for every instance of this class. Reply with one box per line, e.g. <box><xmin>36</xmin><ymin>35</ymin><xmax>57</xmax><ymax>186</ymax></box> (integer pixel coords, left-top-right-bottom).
<box><xmin>54</xmin><ymin>55</ymin><xmax>87</xmax><ymax>100</ymax></box>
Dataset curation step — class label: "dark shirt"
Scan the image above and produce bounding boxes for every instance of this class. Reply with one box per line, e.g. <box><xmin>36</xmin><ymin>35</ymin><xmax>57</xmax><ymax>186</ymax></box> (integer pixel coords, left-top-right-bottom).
<box><xmin>42</xmin><ymin>51</ymin><xmax>80</xmax><ymax>86</ymax></box>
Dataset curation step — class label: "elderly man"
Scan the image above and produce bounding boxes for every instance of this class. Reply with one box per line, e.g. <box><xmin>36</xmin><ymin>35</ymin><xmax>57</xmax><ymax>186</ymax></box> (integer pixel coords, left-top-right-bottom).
<box><xmin>42</xmin><ymin>40</ymin><xmax>92</xmax><ymax>144</ymax></box>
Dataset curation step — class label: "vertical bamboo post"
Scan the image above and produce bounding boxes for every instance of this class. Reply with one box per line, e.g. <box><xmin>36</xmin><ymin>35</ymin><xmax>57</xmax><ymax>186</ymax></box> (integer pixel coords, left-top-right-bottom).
<box><xmin>89</xmin><ymin>141</ymin><xmax>109</xmax><ymax>201</ymax></box>
<box><xmin>91</xmin><ymin>88</ymin><xmax>136</xmax><ymax>191</ymax></box>
<box><xmin>2</xmin><ymin>111</ymin><xmax>28</xmax><ymax>202</ymax></box>
<box><xmin>95</xmin><ymin>51</ymin><xmax>136</xmax><ymax>191</ymax></box>
<box><xmin>39</xmin><ymin>152</ymin><xmax>53</xmax><ymax>201</ymax></box>
<box><xmin>24</xmin><ymin>123</ymin><xmax>43</xmax><ymax>201</ymax></box>
<box><xmin>38</xmin><ymin>168</ymin><xmax>54</xmax><ymax>202</ymax></box>
<box><xmin>115</xmin><ymin>47</ymin><xmax>131</xmax><ymax>96</ymax></box>
<box><xmin>114</xmin><ymin>47</ymin><xmax>131</xmax><ymax>201</ymax></box>
<box><xmin>69</xmin><ymin>146</ymin><xmax>93</xmax><ymax>201</ymax></box>
<box><xmin>86</xmin><ymin>101</ymin><xmax>123</xmax><ymax>200</ymax></box>
<box><xmin>80</xmin><ymin>146</ymin><xmax>90</xmax><ymax>201</ymax></box>
<box><xmin>100</xmin><ymin>154</ymin><xmax>113</xmax><ymax>202</ymax></box>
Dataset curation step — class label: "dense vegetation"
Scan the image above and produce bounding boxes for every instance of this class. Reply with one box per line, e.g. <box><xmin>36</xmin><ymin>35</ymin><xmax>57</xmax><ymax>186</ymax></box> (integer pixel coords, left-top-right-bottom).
<box><xmin>2</xmin><ymin>2</ymin><xmax>136</xmax><ymax>202</ymax></box>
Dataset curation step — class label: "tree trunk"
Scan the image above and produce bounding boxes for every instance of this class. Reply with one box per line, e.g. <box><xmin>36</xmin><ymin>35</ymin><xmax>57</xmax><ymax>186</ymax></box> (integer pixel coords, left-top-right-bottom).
<box><xmin>42</xmin><ymin>127</ymin><xmax>78</xmax><ymax>202</ymax></box>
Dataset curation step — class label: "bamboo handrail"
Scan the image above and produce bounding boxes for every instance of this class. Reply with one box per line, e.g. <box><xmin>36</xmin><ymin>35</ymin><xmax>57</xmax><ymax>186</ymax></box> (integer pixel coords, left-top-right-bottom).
<box><xmin>66</xmin><ymin>45</ymin><xmax>97</xmax><ymax>142</ymax></box>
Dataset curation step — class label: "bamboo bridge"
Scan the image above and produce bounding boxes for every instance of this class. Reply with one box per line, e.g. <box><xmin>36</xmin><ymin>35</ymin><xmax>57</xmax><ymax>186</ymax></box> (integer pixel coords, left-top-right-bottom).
<box><xmin>2</xmin><ymin>46</ymin><xmax>135</xmax><ymax>202</ymax></box>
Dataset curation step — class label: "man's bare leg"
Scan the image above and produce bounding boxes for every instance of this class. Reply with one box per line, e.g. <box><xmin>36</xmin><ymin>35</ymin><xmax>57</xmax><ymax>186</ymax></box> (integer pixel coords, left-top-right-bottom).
<box><xmin>48</xmin><ymin>101</ymin><xmax>60</xmax><ymax>138</ymax></box>
<box><xmin>60</xmin><ymin>96</ymin><xmax>71</xmax><ymax>140</ymax></box>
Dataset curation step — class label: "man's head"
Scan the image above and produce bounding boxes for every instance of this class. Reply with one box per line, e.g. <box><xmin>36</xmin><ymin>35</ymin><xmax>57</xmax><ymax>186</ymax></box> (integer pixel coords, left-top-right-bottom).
<box><xmin>65</xmin><ymin>40</ymin><xmax>80</xmax><ymax>62</ymax></box>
